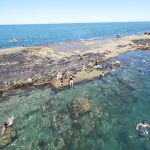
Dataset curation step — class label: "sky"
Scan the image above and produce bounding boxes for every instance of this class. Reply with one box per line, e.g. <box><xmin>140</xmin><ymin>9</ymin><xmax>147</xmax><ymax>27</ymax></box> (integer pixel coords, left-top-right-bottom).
<box><xmin>0</xmin><ymin>0</ymin><xmax>150</xmax><ymax>25</ymax></box>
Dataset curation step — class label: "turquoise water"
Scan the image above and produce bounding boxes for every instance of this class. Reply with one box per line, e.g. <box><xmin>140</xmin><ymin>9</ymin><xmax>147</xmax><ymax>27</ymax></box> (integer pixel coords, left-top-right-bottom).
<box><xmin>0</xmin><ymin>22</ymin><xmax>150</xmax><ymax>49</ymax></box>
<box><xmin>1</xmin><ymin>50</ymin><xmax>150</xmax><ymax>150</ymax></box>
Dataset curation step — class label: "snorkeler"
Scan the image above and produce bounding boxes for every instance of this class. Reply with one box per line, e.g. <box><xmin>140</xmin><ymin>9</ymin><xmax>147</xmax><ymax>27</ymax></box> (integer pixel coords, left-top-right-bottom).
<box><xmin>136</xmin><ymin>120</ymin><xmax>150</xmax><ymax>136</ymax></box>
<box><xmin>1</xmin><ymin>116</ymin><xmax>14</xmax><ymax>135</ymax></box>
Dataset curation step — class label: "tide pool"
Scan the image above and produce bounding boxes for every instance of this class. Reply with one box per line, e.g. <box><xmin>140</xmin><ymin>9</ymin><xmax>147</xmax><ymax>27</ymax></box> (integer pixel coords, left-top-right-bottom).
<box><xmin>1</xmin><ymin>50</ymin><xmax>150</xmax><ymax>150</ymax></box>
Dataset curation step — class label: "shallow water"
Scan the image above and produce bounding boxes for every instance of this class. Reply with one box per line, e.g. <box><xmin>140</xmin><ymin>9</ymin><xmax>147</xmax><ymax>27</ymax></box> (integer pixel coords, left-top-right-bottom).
<box><xmin>1</xmin><ymin>50</ymin><xmax>150</xmax><ymax>150</ymax></box>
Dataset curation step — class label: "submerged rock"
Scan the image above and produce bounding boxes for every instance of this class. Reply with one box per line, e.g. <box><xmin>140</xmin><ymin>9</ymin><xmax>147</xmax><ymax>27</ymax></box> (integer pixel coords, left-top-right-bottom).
<box><xmin>37</xmin><ymin>139</ymin><xmax>48</xmax><ymax>149</ymax></box>
<box><xmin>67</xmin><ymin>97</ymin><xmax>92</xmax><ymax>119</ymax></box>
<box><xmin>42</xmin><ymin>99</ymin><xmax>53</xmax><ymax>112</ymax></box>
<box><xmin>49</xmin><ymin>108</ymin><xmax>70</xmax><ymax>133</ymax></box>
<box><xmin>53</xmin><ymin>137</ymin><xmax>65</xmax><ymax>149</ymax></box>
<box><xmin>0</xmin><ymin>127</ymin><xmax>17</xmax><ymax>149</ymax></box>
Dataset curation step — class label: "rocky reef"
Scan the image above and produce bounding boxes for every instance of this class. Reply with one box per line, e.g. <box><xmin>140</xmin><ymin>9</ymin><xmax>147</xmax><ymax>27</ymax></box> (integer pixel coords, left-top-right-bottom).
<box><xmin>0</xmin><ymin>127</ymin><xmax>17</xmax><ymax>149</ymax></box>
<box><xmin>0</xmin><ymin>34</ymin><xmax>150</xmax><ymax>96</ymax></box>
<box><xmin>67</xmin><ymin>97</ymin><xmax>92</xmax><ymax>119</ymax></box>
<box><xmin>132</xmin><ymin>39</ymin><xmax>150</xmax><ymax>50</ymax></box>
<box><xmin>43</xmin><ymin>96</ymin><xmax>102</xmax><ymax>149</ymax></box>
<box><xmin>0</xmin><ymin>48</ymin><xmax>120</xmax><ymax>96</ymax></box>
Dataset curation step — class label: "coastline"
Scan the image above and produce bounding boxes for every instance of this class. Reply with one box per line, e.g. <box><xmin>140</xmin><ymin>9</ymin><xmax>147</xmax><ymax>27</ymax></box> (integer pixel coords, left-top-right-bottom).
<box><xmin>0</xmin><ymin>34</ymin><xmax>150</xmax><ymax>96</ymax></box>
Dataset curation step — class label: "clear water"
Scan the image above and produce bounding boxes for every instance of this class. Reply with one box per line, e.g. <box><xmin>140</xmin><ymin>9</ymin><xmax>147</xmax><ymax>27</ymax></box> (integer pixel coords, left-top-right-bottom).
<box><xmin>0</xmin><ymin>22</ymin><xmax>150</xmax><ymax>49</ymax></box>
<box><xmin>1</xmin><ymin>50</ymin><xmax>150</xmax><ymax>150</ymax></box>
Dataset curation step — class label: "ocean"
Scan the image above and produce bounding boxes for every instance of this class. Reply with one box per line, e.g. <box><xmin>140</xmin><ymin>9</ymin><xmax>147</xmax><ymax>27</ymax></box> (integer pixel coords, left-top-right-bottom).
<box><xmin>1</xmin><ymin>23</ymin><xmax>150</xmax><ymax>150</ymax></box>
<box><xmin>0</xmin><ymin>22</ymin><xmax>150</xmax><ymax>49</ymax></box>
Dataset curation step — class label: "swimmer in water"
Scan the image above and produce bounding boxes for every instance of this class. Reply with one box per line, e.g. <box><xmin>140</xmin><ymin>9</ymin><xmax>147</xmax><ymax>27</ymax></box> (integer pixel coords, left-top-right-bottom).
<box><xmin>136</xmin><ymin>120</ymin><xmax>150</xmax><ymax>136</ymax></box>
<box><xmin>1</xmin><ymin>116</ymin><xmax>14</xmax><ymax>135</ymax></box>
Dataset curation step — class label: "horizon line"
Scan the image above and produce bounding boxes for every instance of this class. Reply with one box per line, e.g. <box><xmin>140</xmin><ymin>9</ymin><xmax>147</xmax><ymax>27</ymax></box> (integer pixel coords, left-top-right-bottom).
<box><xmin>0</xmin><ymin>21</ymin><xmax>150</xmax><ymax>26</ymax></box>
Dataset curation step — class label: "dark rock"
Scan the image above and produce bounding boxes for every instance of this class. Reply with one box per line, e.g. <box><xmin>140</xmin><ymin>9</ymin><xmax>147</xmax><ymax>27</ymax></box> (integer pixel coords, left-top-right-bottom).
<box><xmin>38</xmin><ymin>139</ymin><xmax>48</xmax><ymax>149</ymax></box>
<box><xmin>132</xmin><ymin>39</ymin><xmax>150</xmax><ymax>46</ymax></box>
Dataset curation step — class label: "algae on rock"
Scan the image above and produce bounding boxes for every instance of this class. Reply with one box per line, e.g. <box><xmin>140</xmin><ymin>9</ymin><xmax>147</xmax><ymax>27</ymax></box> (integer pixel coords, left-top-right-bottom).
<box><xmin>0</xmin><ymin>127</ymin><xmax>17</xmax><ymax>149</ymax></box>
<box><xmin>67</xmin><ymin>97</ymin><xmax>92</xmax><ymax>119</ymax></box>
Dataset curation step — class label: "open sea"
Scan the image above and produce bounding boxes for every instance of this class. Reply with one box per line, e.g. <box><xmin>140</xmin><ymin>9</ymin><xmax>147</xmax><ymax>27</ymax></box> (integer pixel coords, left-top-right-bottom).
<box><xmin>1</xmin><ymin>22</ymin><xmax>150</xmax><ymax>150</ymax></box>
<box><xmin>0</xmin><ymin>22</ymin><xmax>150</xmax><ymax>49</ymax></box>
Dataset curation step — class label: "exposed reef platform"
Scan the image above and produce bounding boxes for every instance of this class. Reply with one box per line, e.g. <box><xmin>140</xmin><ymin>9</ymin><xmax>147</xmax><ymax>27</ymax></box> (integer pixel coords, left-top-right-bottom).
<box><xmin>0</xmin><ymin>34</ymin><xmax>150</xmax><ymax>96</ymax></box>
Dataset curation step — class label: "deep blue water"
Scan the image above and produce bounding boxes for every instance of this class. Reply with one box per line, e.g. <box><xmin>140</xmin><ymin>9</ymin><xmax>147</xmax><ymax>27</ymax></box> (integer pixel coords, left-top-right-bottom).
<box><xmin>0</xmin><ymin>22</ymin><xmax>150</xmax><ymax>49</ymax></box>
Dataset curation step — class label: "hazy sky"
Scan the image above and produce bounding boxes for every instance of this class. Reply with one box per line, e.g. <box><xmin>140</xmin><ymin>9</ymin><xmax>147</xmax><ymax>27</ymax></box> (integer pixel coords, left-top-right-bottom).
<box><xmin>0</xmin><ymin>0</ymin><xmax>150</xmax><ymax>24</ymax></box>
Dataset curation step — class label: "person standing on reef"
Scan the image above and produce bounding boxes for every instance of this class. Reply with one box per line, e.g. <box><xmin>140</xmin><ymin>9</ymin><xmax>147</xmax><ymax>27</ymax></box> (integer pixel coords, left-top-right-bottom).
<box><xmin>116</xmin><ymin>33</ymin><xmax>121</xmax><ymax>38</ymax></box>
<box><xmin>69</xmin><ymin>76</ymin><xmax>74</xmax><ymax>87</ymax></box>
<box><xmin>59</xmin><ymin>78</ymin><xmax>63</xmax><ymax>87</ymax></box>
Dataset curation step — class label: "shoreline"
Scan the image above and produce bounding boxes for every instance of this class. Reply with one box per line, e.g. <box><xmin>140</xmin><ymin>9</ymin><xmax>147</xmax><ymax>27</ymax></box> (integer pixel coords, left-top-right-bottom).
<box><xmin>0</xmin><ymin>34</ymin><xmax>150</xmax><ymax>96</ymax></box>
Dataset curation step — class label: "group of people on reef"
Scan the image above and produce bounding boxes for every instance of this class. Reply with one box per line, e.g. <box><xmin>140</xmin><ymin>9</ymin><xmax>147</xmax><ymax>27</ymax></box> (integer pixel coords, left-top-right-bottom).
<box><xmin>57</xmin><ymin>72</ymin><xmax>74</xmax><ymax>87</ymax></box>
<box><xmin>0</xmin><ymin>116</ymin><xmax>14</xmax><ymax>135</ymax></box>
